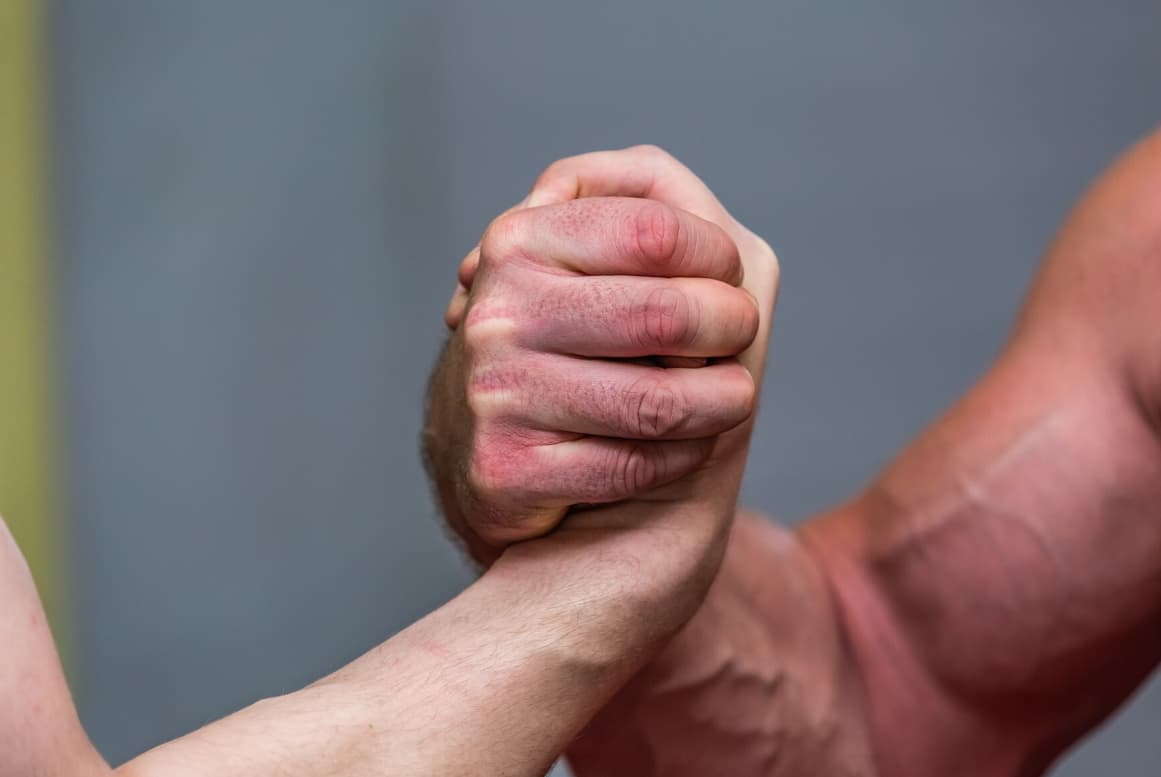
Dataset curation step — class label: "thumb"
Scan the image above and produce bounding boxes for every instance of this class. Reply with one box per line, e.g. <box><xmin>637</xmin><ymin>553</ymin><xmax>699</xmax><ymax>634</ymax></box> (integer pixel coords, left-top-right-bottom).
<box><xmin>524</xmin><ymin>144</ymin><xmax>731</xmax><ymax>225</ymax></box>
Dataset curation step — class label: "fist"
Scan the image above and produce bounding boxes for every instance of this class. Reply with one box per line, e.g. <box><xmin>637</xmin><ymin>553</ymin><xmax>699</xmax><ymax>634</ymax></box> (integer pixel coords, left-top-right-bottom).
<box><xmin>425</xmin><ymin>146</ymin><xmax>778</xmax><ymax>563</ymax></box>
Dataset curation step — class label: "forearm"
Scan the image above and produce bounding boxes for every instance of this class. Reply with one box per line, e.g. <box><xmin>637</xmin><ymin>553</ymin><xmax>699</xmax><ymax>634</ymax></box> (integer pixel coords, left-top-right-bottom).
<box><xmin>117</xmin><ymin>513</ymin><xmax>714</xmax><ymax>777</ymax></box>
<box><xmin>566</xmin><ymin>512</ymin><xmax>874</xmax><ymax>777</ymax></box>
<box><xmin>0</xmin><ymin>518</ymin><xmax>111</xmax><ymax>777</ymax></box>
<box><xmin>117</xmin><ymin>587</ymin><xmax>582</xmax><ymax>777</ymax></box>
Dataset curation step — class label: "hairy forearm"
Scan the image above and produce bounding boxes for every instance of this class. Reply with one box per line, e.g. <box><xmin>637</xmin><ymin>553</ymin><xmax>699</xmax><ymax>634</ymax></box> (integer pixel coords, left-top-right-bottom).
<box><xmin>118</xmin><ymin>509</ymin><xmax>724</xmax><ymax>777</ymax></box>
<box><xmin>566</xmin><ymin>512</ymin><xmax>874</xmax><ymax>777</ymax></box>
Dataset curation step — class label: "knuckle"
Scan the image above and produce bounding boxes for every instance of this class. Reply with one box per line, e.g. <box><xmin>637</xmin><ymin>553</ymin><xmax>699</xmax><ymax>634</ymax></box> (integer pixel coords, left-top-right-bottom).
<box><xmin>464</xmin><ymin>369</ymin><xmax>511</xmax><ymax>421</ymax></box>
<box><xmin>534</xmin><ymin>157</ymin><xmax>570</xmax><ymax>189</ymax></box>
<box><xmin>610</xmin><ymin>444</ymin><xmax>656</xmax><ymax>496</ymax></box>
<box><xmin>744</xmin><ymin>232</ymin><xmax>782</xmax><ymax>285</ymax></box>
<box><xmin>628</xmin><ymin>201</ymin><xmax>682</xmax><ymax>268</ymax></box>
<box><xmin>626</xmin><ymin>379</ymin><xmax>688</xmax><ymax>437</ymax></box>
<box><xmin>736</xmin><ymin>293</ymin><xmax>761</xmax><ymax>348</ymax></box>
<box><xmin>759</xmin><ymin>236</ymin><xmax>782</xmax><ymax>284</ymax></box>
<box><xmin>636</xmin><ymin>285</ymin><xmax>697</xmax><ymax>349</ymax></box>
<box><xmin>716</xmin><ymin>365</ymin><xmax>757</xmax><ymax>428</ymax></box>
<box><xmin>461</xmin><ymin>303</ymin><xmax>516</xmax><ymax>352</ymax></box>
<box><xmin>466</xmin><ymin>443</ymin><xmax>519</xmax><ymax>503</ymax></box>
<box><xmin>480</xmin><ymin>211</ymin><xmax>528</xmax><ymax>264</ymax></box>
<box><xmin>736</xmin><ymin>369</ymin><xmax>758</xmax><ymax>420</ymax></box>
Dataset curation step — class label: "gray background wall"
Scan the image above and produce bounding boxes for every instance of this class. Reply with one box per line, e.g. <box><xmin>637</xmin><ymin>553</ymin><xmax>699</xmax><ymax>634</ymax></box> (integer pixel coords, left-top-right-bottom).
<box><xmin>50</xmin><ymin>1</ymin><xmax>1160</xmax><ymax>774</ymax></box>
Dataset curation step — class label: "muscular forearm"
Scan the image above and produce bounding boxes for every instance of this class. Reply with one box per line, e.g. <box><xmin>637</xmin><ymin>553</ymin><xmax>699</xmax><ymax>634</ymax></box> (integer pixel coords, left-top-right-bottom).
<box><xmin>566</xmin><ymin>513</ymin><xmax>874</xmax><ymax>777</ymax></box>
<box><xmin>562</xmin><ymin>130</ymin><xmax>1161</xmax><ymax>777</ymax></box>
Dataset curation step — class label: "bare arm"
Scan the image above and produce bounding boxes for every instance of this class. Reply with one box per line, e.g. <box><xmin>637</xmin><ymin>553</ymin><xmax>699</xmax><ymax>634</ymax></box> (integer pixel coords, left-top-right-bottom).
<box><xmin>0</xmin><ymin>518</ymin><xmax>109</xmax><ymax>777</ymax></box>
<box><xmin>116</xmin><ymin>527</ymin><xmax>734</xmax><ymax>777</ymax></box>
<box><xmin>807</xmin><ymin>127</ymin><xmax>1161</xmax><ymax>776</ymax></box>
<box><xmin>1</xmin><ymin>495</ymin><xmax>763</xmax><ymax>777</ymax></box>
<box><xmin>568</xmin><ymin>129</ymin><xmax>1161</xmax><ymax>777</ymax></box>
<box><xmin>4</xmin><ymin>147</ymin><xmax>779</xmax><ymax>777</ymax></box>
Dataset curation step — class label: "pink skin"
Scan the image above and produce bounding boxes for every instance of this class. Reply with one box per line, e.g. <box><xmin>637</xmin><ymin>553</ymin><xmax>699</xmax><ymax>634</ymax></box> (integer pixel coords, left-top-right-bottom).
<box><xmin>5</xmin><ymin>134</ymin><xmax>1156</xmax><ymax>777</ymax></box>
<box><xmin>426</xmin><ymin>164</ymin><xmax>777</xmax><ymax>562</ymax></box>
<box><xmin>431</xmin><ymin>135</ymin><xmax>1161</xmax><ymax>776</ymax></box>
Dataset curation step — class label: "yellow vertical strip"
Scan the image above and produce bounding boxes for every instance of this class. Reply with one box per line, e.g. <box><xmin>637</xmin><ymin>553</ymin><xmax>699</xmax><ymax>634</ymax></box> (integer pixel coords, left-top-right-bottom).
<box><xmin>0</xmin><ymin>0</ymin><xmax>67</xmax><ymax>644</ymax></box>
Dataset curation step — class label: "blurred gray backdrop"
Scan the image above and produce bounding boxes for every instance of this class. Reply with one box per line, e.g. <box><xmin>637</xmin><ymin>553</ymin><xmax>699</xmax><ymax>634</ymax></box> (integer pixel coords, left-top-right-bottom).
<box><xmin>50</xmin><ymin>1</ymin><xmax>1161</xmax><ymax>774</ymax></box>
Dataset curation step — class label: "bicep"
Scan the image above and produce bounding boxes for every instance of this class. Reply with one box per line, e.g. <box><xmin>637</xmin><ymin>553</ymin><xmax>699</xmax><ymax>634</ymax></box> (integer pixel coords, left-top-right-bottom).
<box><xmin>801</xmin><ymin>138</ymin><xmax>1161</xmax><ymax>766</ymax></box>
<box><xmin>863</xmin><ymin>127</ymin><xmax>1161</xmax><ymax>711</ymax></box>
<box><xmin>0</xmin><ymin>516</ymin><xmax>109</xmax><ymax>777</ymax></box>
<box><xmin>803</xmin><ymin>334</ymin><xmax>1161</xmax><ymax>774</ymax></box>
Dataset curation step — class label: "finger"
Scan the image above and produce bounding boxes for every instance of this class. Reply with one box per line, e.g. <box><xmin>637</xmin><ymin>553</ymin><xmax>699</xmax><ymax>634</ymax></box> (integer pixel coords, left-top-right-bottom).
<box><xmin>458</xmin><ymin>246</ymin><xmax>481</xmax><ymax>289</ymax></box>
<box><xmin>444</xmin><ymin>283</ymin><xmax>469</xmax><ymax>330</ymax></box>
<box><xmin>470</xmin><ymin>437</ymin><xmax>714</xmax><ymax>540</ymax></box>
<box><xmin>520</xmin><ymin>275</ymin><xmax>758</xmax><ymax>358</ymax></box>
<box><xmin>484</xmin><ymin>197</ymin><xmax>743</xmax><ymax>285</ymax></box>
<box><xmin>460</xmin><ymin>188</ymin><xmax>531</xmax><ymax>291</ymax></box>
<box><xmin>499</xmin><ymin>356</ymin><xmax>755</xmax><ymax>440</ymax></box>
<box><xmin>532</xmin><ymin>436</ymin><xmax>714</xmax><ymax>505</ymax></box>
<box><xmin>519</xmin><ymin>145</ymin><xmax>782</xmax><ymax>391</ymax></box>
<box><xmin>525</xmin><ymin>145</ymin><xmax>732</xmax><ymax>224</ymax></box>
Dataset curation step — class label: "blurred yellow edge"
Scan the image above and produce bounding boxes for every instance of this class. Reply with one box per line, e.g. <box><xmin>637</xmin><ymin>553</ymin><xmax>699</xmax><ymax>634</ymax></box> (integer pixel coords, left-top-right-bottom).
<box><xmin>0</xmin><ymin>0</ymin><xmax>71</xmax><ymax>666</ymax></box>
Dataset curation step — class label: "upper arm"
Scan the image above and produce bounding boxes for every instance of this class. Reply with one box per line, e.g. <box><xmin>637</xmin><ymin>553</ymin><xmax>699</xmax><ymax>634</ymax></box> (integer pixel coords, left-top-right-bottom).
<box><xmin>0</xmin><ymin>516</ymin><xmax>110</xmax><ymax>777</ymax></box>
<box><xmin>802</xmin><ymin>129</ymin><xmax>1161</xmax><ymax>775</ymax></box>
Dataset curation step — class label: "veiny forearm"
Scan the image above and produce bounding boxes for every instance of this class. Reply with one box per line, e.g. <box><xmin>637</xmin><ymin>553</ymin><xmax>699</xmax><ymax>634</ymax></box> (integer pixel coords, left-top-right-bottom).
<box><xmin>562</xmin><ymin>128</ymin><xmax>1161</xmax><ymax>777</ymax></box>
<box><xmin>566</xmin><ymin>512</ymin><xmax>875</xmax><ymax>777</ymax></box>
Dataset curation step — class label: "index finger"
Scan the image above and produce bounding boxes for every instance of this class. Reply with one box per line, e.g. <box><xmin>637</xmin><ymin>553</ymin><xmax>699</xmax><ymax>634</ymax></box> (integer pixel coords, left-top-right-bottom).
<box><xmin>482</xmin><ymin>197</ymin><xmax>744</xmax><ymax>286</ymax></box>
<box><xmin>524</xmin><ymin>145</ymin><xmax>733</xmax><ymax>225</ymax></box>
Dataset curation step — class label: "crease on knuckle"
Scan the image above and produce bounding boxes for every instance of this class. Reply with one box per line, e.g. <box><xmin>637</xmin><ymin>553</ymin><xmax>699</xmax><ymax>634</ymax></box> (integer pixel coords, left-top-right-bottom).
<box><xmin>610</xmin><ymin>444</ymin><xmax>656</xmax><ymax>497</ymax></box>
<box><xmin>465</xmin><ymin>367</ymin><xmax>517</xmax><ymax>422</ymax></box>
<box><xmin>637</xmin><ymin>285</ymin><xmax>697</xmax><ymax>350</ymax></box>
<box><xmin>627</xmin><ymin>378</ymin><xmax>687</xmax><ymax>438</ymax></box>
<box><xmin>629</xmin><ymin>201</ymin><xmax>682</xmax><ymax>270</ymax></box>
<box><xmin>462</xmin><ymin>303</ymin><xmax>517</xmax><ymax>352</ymax></box>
